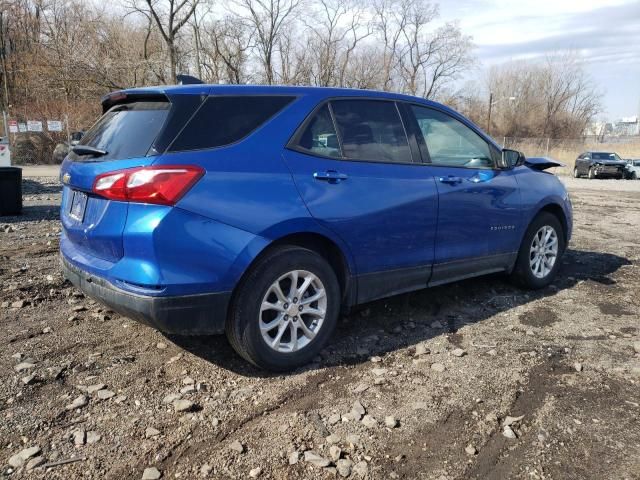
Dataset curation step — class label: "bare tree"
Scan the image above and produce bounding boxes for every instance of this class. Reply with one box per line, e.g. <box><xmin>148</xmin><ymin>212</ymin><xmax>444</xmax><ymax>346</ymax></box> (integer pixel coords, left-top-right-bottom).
<box><xmin>232</xmin><ymin>0</ymin><xmax>301</xmax><ymax>84</ymax></box>
<box><xmin>129</xmin><ymin>0</ymin><xmax>201</xmax><ymax>83</ymax></box>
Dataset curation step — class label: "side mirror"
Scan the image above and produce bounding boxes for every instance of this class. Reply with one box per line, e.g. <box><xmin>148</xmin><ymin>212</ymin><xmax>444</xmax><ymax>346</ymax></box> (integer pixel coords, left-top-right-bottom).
<box><xmin>501</xmin><ymin>149</ymin><xmax>525</xmax><ymax>169</ymax></box>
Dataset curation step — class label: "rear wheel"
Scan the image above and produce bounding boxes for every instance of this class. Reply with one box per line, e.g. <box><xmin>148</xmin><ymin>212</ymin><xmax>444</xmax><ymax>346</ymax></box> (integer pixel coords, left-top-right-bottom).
<box><xmin>226</xmin><ymin>245</ymin><xmax>340</xmax><ymax>371</ymax></box>
<box><xmin>573</xmin><ymin>167</ymin><xmax>580</xmax><ymax>178</ymax></box>
<box><xmin>510</xmin><ymin>212</ymin><xmax>565</xmax><ymax>289</ymax></box>
<box><xmin>588</xmin><ymin>167</ymin><xmax>596</xmax><ymax>179</ymax></box>
<box><xmin>632</xmin><ymin>172</ymin><xmax>638</xmax><ymax>180</ymax></box>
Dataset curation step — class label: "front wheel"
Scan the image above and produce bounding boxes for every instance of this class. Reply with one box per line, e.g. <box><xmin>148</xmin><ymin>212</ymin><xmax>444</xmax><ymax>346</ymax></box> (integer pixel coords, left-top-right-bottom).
<box><xmin>510</xmin><ymin>212</ymin><xmax>565</xmax><ymax>289</ymax></box>
<box><xmin>632</xmin><ymin>172</ymin><xmax>638</xmax><ymax>180</ymax></box>
<box><xmin>573</xmin><ymin>167</ymin><xmax>580</xmax><ymax>178</ymax></box>
<box><xmin>588</xmin><ymin>167</ymin><xmax>596</xmax><ymax>179</ymax></box>
<box><xmin>226</xmin><ymin>245</ymin><xmax>340</xmax><ymax>371</ymax></box>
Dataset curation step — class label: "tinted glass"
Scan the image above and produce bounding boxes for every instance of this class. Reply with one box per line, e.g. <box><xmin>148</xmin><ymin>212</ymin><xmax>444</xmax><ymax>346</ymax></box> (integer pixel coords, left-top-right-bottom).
<box><xmin>295</xmin><ymin>104</ymin><xmax>341</xmax><ymax>158</ymax></box>
<box><xmin>170</xmin><ymin>96</ymin><xmax>294</xmax><ymax>151</ymax></box>
<box><xmin>331</xmin><ymin>100</ymin><xmax>411</xmax><ymax>163</ymax></box>
<box><xmin>592</xmin><ymin>152</ymin><xmax>615</xmax><ymax>160</ymax></box>
<box><xmin>412</xmin><ymin>106</ymin><xmax>493</xmax><ymax>168</ymax></box>
<box><xmin>74</xmin><ymin>101</ymin><xmax>169</xmax><ymax>161</ymax></box>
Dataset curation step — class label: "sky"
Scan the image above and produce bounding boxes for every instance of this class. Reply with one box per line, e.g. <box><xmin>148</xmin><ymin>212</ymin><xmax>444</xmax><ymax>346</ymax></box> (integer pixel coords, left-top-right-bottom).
<box><xmin>438</xmin><ymin>0</ymin><xmax>640</xmax><ymax>120</ymax></box>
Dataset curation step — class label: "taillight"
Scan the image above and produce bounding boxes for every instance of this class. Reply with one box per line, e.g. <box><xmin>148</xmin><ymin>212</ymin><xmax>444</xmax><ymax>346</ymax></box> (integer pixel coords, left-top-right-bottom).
<box><xmin>92</xmin><ymin>165</ymin><xmax>204</xmax><ymax>205</ymax></box>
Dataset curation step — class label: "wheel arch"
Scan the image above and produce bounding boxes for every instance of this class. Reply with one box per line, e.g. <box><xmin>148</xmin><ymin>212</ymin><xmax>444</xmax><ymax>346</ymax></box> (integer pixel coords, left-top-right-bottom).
<box><xmin>229</xmin><ymin>230</ymin><xmax>356</xmax><ymax>311</ymax></box>
<box><xmin>533</xmin><ymin>202</ymin><xmax>569</xmax><ymax>248</ymax></box>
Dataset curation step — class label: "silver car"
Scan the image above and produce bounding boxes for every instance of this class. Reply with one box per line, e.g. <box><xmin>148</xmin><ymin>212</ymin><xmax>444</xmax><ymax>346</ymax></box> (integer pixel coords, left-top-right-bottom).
<box><xmin>625</xmin><ymin>159</ymin><xmax>640</xmax><ymax>180</ymax></box>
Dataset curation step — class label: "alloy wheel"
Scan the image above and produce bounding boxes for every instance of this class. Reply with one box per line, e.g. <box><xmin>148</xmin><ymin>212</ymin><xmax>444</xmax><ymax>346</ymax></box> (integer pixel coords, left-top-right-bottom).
<box><xmin>259</xmin><ymin>270</ymin><xmax>327</xmax><ymax>353</ymax></box>
<box><xmin>529</xmin><ymin>225</ymin><xmax>558</xmax><ymax>279</ymax></box>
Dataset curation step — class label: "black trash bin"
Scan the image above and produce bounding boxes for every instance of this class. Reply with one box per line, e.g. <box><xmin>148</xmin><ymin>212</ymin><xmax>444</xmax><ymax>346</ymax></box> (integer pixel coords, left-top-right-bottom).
<box><xmin>0</xmin><ymin>167</ymin><xmax>22</xmax><ymax>216</ymax></box>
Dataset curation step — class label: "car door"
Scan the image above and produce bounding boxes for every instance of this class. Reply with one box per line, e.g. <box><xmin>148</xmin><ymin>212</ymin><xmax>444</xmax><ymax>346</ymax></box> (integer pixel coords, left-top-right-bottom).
<box><xmin>283</xmin><ymin>98</ymin><xmax>439</xmax><ymax>303</ymax></box>
<box><xmin>407</xmin><ymin>104</ymin><xmax>522</xmax><ymax>285</ymax></box>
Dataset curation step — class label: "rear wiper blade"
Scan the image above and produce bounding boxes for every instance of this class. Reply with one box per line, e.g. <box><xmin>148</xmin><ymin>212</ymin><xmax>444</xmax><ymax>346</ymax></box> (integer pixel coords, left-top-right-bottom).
<box><xmin>72</xmin><ymin>145</ymin><xmax>108</xmax><ymax>157</ymax></box>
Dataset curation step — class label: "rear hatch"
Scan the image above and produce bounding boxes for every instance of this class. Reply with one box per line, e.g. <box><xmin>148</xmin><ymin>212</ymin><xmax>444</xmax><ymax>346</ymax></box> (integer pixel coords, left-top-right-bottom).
<box><xmin>60</xmin><ymin>92</ymin><xmax>200</xmax><ymax>263</ymax></box>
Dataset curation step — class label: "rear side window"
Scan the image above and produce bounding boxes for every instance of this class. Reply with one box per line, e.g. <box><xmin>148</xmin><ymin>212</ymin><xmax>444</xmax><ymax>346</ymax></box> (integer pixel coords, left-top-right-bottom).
<box><xmin>330</xmin><ymin>100</ymin><xmax>412</xmax><ymax>163</ymax></box>
<box><xmin>295</xmin><ymin>104</ymin><xmax>341</xmax><ymax>158</ymax></box>
<box><xmin>75</xmin><ymin>101</ymin><xmax>170</xmax><ymax>161</ymax></box>
<box><xmin>169</xmin><ymin>96</ymin><xmax>295</xmax><ymax>151</ymax></box>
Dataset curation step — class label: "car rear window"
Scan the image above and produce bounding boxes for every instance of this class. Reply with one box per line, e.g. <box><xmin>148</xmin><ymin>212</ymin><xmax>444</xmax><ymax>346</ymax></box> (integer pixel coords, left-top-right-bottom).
<box><xmin>168</xmin><ymin>96</ymin><xmax>295</xmax><ymax>152</ymax></box>
<box><xmin>73</xmin><ymin>101</ymin><xmax>170</xmax><ymax>161</ymax></box>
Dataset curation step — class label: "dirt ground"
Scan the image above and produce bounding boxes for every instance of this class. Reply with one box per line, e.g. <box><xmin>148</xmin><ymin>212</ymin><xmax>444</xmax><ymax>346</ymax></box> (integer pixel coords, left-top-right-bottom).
<box><xmin>1</xmin><ymin>176</ymin><xmax>639</xmax><ymax>480</ymax></box>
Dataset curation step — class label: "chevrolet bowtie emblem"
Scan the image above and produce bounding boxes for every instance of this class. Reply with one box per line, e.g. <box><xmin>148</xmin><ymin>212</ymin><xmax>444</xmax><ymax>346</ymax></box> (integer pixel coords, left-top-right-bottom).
<box><xmin>62</xmin><ymin>173</ymin><xmax>71</xmax><ymax>184</ymax></box>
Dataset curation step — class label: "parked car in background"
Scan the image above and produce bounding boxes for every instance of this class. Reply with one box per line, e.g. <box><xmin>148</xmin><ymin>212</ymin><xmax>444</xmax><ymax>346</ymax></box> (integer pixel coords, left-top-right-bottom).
<box><xmin>60</xmin><ymin>85</ymin><xmax>573</xmax><ymax>371</ymax></box>
<box><xmin>625</xmin><ymin>159</ymin><xmax>640</xmax><ymax>179</ymax></box>
<box><xmin>574</xmin><ymin>151</ymin><xmax>627</xmax><ymax>179</ymax></box>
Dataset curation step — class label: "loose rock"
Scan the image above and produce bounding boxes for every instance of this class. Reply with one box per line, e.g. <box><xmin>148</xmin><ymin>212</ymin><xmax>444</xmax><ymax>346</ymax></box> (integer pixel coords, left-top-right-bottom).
<box><xmin>173</xmin><ymin>399</ymin><xmax>195</xmax><ymax>413</ymax></box>
<box><xmin>337</xmin><ymin>459</ymin><xmax>353</xmax><ymax>477</ymax></box>
<box><xmin>142</xmin><ymin>467</ymin><xmax>162</xmax><ymax>480</ymax></box>
<box><xmin>249</xmin><ymin>467</ymin><xmax>262</xmax><ymax>478</ymax></box>
<box><xmin>65</xmin><ymin>395</ymin><xmax>89</xmax><ymax>411</ymax></box>
<box><xmin>8</xmin><ymin>446</ymin><xmax>41</xmax><ymax>468</ymax></box>
<box><xmin>229</xmin><ymin>440</ymin><xmax>245</xmax><ymax>453</ymax></box>
<box><xmin>451</xmin><ymin>348</ymin><xmax>467</xmax><ymax>357</ymax></box>
<box><xmin>431</xmin><ymin>362</ymin><xmax>446</xmax><ymax>372</ymax></box>
<box><xmin>304</xmin><ymin>450</ymin><xmax>330</xmax><ymax>468</ymax></box>
<box><xmin>385</xmin><ymin>415</ymin><xmax>399</xmax><ymax>428</ymax></box>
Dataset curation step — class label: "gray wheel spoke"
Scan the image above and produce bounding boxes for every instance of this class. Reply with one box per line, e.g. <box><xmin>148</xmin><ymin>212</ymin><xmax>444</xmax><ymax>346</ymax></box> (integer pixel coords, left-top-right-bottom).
<box><xmin>260</xmin><ymin>313</ymin><xmax>284</xmax><ymax>332</ymax></box>
<box><xmin>288</xmin><ymin>270</ymin><xmax>299</xmax><ymax>298</ymax></box>
<box><xmin>288</xmin><ymin>322</ymin><xmax>298</xmax><ymax>351</ymax></box>
<box><xmin>272</xmin><ymin>282</ymin><xmax>288</xmax><ymax>303</ymax></box>
<box><xmin>271</xmin><ymin>321</ymin><xmax>288</xmax><ymax>349</ymax></box>
<box><xmin>300</xmin><ymin>288</ymin><xmax>325</xmax><ymax>305</ymax></box>
<box><xmin>297</xmin><ymin>319</ymin><xmax>316</xmax><ymax>339</ymax></box>
<box><xmin>303</xmin><ymin>307</ymin><xmax>325</xmax><ymax>318</ymax></box>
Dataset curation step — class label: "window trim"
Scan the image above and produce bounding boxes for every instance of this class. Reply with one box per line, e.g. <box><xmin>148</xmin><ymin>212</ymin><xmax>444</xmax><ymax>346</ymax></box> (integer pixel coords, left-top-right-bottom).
<box><xmin>286</xmin><ymin>97</ymin><xmax>420</xmax><ymax>166</ymax></box>
<box><xmin>408</xmin><ymin>103</ymin><xmax>501</xmax><ymax>170</ymax></box>
<box><xmin>166</xmin><ymin>94</ymin><xmax>298</xmax><ymax>154</ymax></box>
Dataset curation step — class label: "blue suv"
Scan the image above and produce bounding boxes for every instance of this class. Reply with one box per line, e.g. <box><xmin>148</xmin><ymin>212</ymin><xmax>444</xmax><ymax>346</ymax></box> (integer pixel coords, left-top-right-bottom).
<box><xmin>60</xmin><ymin>85</ymin><xmax>572</xmax><ymax>370</ymax></box>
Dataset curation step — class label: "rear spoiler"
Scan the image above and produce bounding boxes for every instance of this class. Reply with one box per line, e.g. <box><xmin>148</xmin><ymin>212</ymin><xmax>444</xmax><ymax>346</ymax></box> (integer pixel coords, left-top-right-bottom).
<box><xmin>525</xmin><ymin>157</ymin><xmax>564</xmax><ymax>171</ymax></box>
<box><xmin>100</xmin><ymin>91</ymin><xmax>169</xmax><ymax>113</ymax></box>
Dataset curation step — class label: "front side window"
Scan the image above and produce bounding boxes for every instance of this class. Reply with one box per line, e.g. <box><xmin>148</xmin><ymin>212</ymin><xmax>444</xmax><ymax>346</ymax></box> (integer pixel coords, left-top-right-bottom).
<box><xmin>331</xmin><ymin>100</ymin><xmax>412</xmax><ymax>163</ymax></box>
<box><xmin>169</xmin><ymin>95</ymin><xmax>295</xmax><ymax>151</ymax></box>
<box><xmin>411</xmin><ymin>106</ymin><xmax>494</xmax><ymax>168</ymax></box>
<box><xmin>295</xmin><ymin>104</ymin><xmax>341</xmax><ymax>158</ymax></box>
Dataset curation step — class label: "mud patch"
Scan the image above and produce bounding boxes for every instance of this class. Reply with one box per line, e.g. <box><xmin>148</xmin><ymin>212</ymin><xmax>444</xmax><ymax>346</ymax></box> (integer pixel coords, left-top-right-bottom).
<box><xmin>598</xmin><ymin>301</ymin><xmax>634</xmax><ymax>316</ymax></box>
<box><xmin>519</xmin><ymin>307</ymin><xmax>560</xmax><ymax>327</ymax></box>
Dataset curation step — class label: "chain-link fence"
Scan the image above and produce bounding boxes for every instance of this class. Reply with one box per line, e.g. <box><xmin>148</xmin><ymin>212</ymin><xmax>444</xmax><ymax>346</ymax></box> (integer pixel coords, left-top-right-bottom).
<box><xmin>500</xmin><ymin>136</ymin><xmax>640</xmax><ymax>175</ymax></box>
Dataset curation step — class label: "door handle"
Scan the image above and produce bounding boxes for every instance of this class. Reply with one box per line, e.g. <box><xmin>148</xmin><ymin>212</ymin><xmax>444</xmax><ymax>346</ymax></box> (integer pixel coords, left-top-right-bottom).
<box><xmin>314</xmin><ymin>170</ymin><xmax>348</xmax><ymax>183</ymax></box>
<box><xmin>438</xmin><ymin>175</ymin><xmax>462</xmax><ymax>185</ymax></box>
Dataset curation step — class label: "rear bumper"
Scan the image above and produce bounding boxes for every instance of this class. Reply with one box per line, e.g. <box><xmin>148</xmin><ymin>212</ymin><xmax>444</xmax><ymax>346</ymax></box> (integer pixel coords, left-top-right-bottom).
<box><xmin>62</xmin><ymin>256</ymin><xmax>230</xmax><ymax>335</ymax></box>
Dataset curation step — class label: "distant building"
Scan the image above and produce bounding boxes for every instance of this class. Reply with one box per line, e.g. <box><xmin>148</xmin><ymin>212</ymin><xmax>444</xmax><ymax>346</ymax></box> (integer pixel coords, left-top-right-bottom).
<box><xmin>612</xmin><ymin>116</ymin><xmax>639</xmax><ymax>136</ymax></box>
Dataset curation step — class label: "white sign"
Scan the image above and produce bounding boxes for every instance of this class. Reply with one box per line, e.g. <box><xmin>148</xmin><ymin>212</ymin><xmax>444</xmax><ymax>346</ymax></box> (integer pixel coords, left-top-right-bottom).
<box><xmin>8</xmin><ymin>120</ymin><xmax>17</xmax><ymax>133</ymax></box>
<box><xmin>27</xmin><ymin>120</ymin><xmax>43</xmax><ymax>132</ymax></box>
<box><xmin>18</xmin><ymin>123</ymin><xmax>27</xmax><ymax>133</ymax></box>
<box><xmin>47</xmin><ymin>120</ymin><xmax>63</xmax><ymax>132</ymax></box>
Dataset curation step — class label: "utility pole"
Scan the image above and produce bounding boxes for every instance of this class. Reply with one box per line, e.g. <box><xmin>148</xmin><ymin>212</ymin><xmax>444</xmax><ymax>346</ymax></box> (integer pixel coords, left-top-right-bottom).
<box><xmin>486</xmin><ymin>91</ymin><xmax>493</xmax><ymax>135</ymax></box>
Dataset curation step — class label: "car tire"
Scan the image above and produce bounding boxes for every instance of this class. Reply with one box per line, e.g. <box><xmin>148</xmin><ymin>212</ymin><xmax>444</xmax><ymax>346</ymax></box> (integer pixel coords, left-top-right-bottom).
<box><xmin>588</xmin><ymin>167</ymin><xmax>596</xmax><ymax>179</ymax></box>
<box><xmin>632</xmin><ymin>172</ymin><xmax>638</xmax><ymax>180</ymax></box>
<box><xmin>573</xmin><ymin>167</ymin><xmax>580</xmax><ymax>178</ymax></box>
<box><xmin>509</xmin><ymin>212</ymin><xmax>565</xmax><ymax>290</ymax></box>
<box><xmin>226</xmin><ymin>245</ymin><xmax>340</xmax><ymax>371</ymax></box>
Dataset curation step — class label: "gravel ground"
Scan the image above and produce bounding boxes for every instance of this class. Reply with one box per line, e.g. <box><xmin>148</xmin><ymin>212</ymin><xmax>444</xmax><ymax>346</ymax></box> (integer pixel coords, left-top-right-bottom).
<box><xmin>1</xmin><ymin>176</ymin><xmax>639</xmax><ymax>480</ymax></box>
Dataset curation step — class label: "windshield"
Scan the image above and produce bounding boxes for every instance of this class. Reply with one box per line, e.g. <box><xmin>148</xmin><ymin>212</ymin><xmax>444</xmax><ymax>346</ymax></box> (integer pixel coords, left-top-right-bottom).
<box><xmin>592</xmin><ymin>152</ymin><xmax>620</xmax><ymax>161</ymax></box>
<box><xmin>71</xmin><ymin>101</ymin><xmax>170</xmax><ymax>161</ymax></box>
